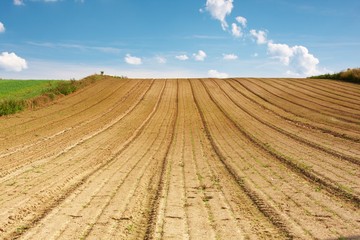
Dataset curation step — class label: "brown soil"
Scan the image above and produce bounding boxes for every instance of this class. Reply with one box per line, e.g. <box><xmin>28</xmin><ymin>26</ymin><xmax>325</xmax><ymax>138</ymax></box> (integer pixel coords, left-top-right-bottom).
<box><xmin>0</xmin><ymin>77</ymin><xmax>359</xmax><ymax>240</ymax></box>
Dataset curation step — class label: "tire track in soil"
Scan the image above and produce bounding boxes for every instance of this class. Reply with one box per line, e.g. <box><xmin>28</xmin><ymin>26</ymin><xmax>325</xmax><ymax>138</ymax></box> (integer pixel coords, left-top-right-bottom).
<box><xmin>192</xmin><ymin>80</ymin><xmax>360</xmax><ymax>238</ymax></box>
<box><xmin>0</xmin><ymin>80</ymin><xmax>151</xmax><ymax>183</ymax></box>
<box><xmin>0</xmin><ymin>79</ymin><xmax>164</xmax><ymax>239</ymax></box>
<box><xmin>0</xmin><ymin>79</ymin><xmax>141</xmax><ymax>162</ymax></box>
<box><xmin>246</xmin><ymin>78</ymin><xmax>360</xmax><ymax>125</ymax></box>
<box><xmin>1</xmin><ymin>78</ymin><xmax>359</xmax><ymax>240</ymax></box>
<box><xmin>236</xmin><ymin>78</ymin><xmax>360</xmax><ymax>134</ymax></box>
<box><xmin>200</xmin><ymin>79</ymin><xmax>360</xmax><ymax>208</ymax></box>
<box><xmin>263</xmin><ymin>78</ymin><xmax>360</xmax><ymax>118</ymax></box>
<box><xmin>153</xmin><ymin>79</ymin><xmax>218</xmax><ymax>240</ymax></box>
<box><xmin>38</xmin><ymin>80</ymin><xmax>175</xmax><ymax>240</ymax></box>
<box><xmin>271</xmin><ymin>79</ymin><xmax>360</xmax><ymax>112</ymax></box>
<box><xmin>0</xmin><ymin>78</ymin><xmax>132</xmax><ymax>154</ymax></box>
<box><xmin>144</xmin><ymin>80</ymin><xmax>179</xmax><ymax>240</ymax></box>
<box><xmin>228</xmin><ymin>79</ymin><xmax>360</xmax><ymax>143</ymax></box>
<box><xmin>189</xmin><ymin>80</ymin><xmax>293</xmax><ymax>239</ymax></box>
<box><xmin>284</xmin><ymin>79</ymin><xmax>360</xmax><ymax>107</ymax></box>
<box><xmin>307</xmin><ymin>79</ymin><xmax>360</xmax><ymax>98</ymax></box>
<box><xmin>0</xmin><ymin>76</ymin><xmax>109</xmax><ymax>133</ymax></box>
<box><xmin>185</xmin><ymin>79</ymin><xmax>286</xmax><ymax>239</ymax></box>
<box><xmin>210</xmin><ymin>79</ymin><xmax>360</xmax><ymax>166</ymax></box>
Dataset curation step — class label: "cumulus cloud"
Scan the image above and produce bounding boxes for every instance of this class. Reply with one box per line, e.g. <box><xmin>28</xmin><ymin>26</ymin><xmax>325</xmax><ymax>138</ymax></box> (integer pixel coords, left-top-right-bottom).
<box><xmin>208</xmin><ymin>69</ymin><xmax>229</xmax><ymax>78</ymax></box>
<box><xmin>231</xmin><ymin>23</ymin><xmax>243</xmax><ymax>37</ymax></box>
<box><xmin>223</xmin><ymin>53</ymin><xmax>238</xmax><ymax>60</ymax></box>
<box><xmin>124</xmin><ymin>54</ymin><xmax>142</xmax><ymax>65</ymax></box>
<box><xmin>267</xmin><ymin>42</ymin><xmax>320</xmax><ymax>76</ymax></box>
<box><xmin>235</xmin><ymin>16</ymin><xmax>247</xmax><ymax>27</ymax></box>
<box><xmin>0</xmin><ymin>52</ymin><xmax>28</xmax><ymax>72</ymax></box>
<box><xmin>175</xmin><ymin>55</ymin><xmax>189</xmax><ymax>61</ymax></box>
<box><xmin>205</xmin><ymin>0</ymin><xmax>234</xmax><ymax>30</ymax></box>
<box><xmin>193</xmin><ymin>50</ymin><xmax>207</xmax><ymax>61</ymax></box>
<box><xmin>250</xmin><ymin>29</ymin><xmax>268</xmax><ymax>44</ymax></box>
<box><xmin>0</xmin><ymin>22</ymin><xmax>5</xmax><ymax>33</ymax></box>
<box><xmin>155</xmin><ymin>56</ymin><xmax>167</xmax><ymax>64</ymax></box>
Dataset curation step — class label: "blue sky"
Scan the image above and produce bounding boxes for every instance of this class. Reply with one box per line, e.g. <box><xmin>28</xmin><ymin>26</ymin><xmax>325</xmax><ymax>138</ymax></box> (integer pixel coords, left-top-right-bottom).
<box><xmin>0</xmin><ymin>0</ymin><xmax>359</xmax><ymax>79</ymax></box>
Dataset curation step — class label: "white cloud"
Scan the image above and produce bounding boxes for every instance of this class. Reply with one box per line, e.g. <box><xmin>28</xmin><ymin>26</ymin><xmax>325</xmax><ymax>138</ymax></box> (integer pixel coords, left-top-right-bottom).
<box><xmin>235</xmin><ymin>16</ymin><xmax>247</xmax><ymax>27</ymax></box>
<box><xmin>231</xmin><ymin>23</ymin><xmax>243</xmax><ymax>37</ymax></box>
<box><xmin>0</xmin><ymin>22</ymin><xmax>5</xmax><ymax>33</ymax></box>
<box><xmin>250</xmin><ymin>29</ymin><xmax>268</xmax><ymax>45</ymax></box>
<box><xmin>155</xmin><ymin>56</ymin><xmax>167</xmax><ymax>64</ymax></box>
<box><xmin>0</xmin><ymin>52</ymin><xmax>28</xmax><ymax>72</ymax></box>
<box><xmin>14</xmin><ymin>0</ymin><xmax>24</xmax><ymax>5</ymax></box>
<box><xmin>267</xmin><ymin>42</ymin><xmax>293</xmax><ymax>65</ymax></box>
<box><xmin>205</xmin><ymin>0</ymin><xmax>234</xmax><ymax>30</ymax></box>
<box><xmin>223</xmin><ymin>53</ymin><xmax>238</xmax><ymax>60</ymax></box>
<box><xmin>208</xmin><ymin>69</ymin><xmax>229</xmax><ymax>78</ymax></box>
<box><xmin>175</xmin><ymin>55</ymin><xmax>189</xmax><ymax>61</ymax></box>
<box><xmin>193</xmin><ymin>50</ymin><xmax>207</xmax><ymax>61</ymax></box>
<box><xmin>267</xmin><ymin>42</ymin><xmax>320</xmax><ymax>76</ymax></box>
<box><xmin>124</xmin><ymin>54</ymin><xmax>142</xmax><ymax>65</ymax></box>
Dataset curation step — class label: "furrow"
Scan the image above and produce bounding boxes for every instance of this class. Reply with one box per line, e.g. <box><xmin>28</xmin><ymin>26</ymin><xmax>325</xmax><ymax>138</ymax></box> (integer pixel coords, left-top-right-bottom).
<box><xmin>0</xmin><ymin>79</ymin><xmax>141</xmax><ymax>160</ymax></box>
<box><xmin>236</xmin><ymin>78</ymin><xmax>360</xmax><ymax>132</ymax></box>
<box><xmin>288</xmin><ymin>79</ymin><xmax>360</xmax><ymax>106</ymax></box>
<box><xmin>0</xmin><ymin>80</ymin><xmax>152</xmax><ymax>182</ymax></box>
<box><xmin>211</xmin><ymin>79</ymin><xmax>360</xmax><ymax>166</ymax></box>
<box><xmin>0</xmin><ymin>77</ymin><xmax>112</xmax><ymax>136</ymax></box>
<box><xmin>249</xmin><ymin>78</ymin><xmax>360</xmax><ymax>124</ymax></box>
<box><xmin>144</xmin><ymin>80</ymin><xmax>179</xmax><ymax>240</ymax></box>
<box><xmin>309</xmin><ymin>79</ymin><xmax>360</xmax><ymax>97</ymax></box>
<box><xmin>266</xmin><ymin>79</ymin><xmax>359</xmax><ymax>118</ymax></box>
<box><xmin>1</xmin><ymin>80</ymin><xmax>165</xmax><ymax>239</ymax></box>
<box><xmin>228</xmin><ymin>79</ymin><xmax>360</xmax><ymax>143</ymax></box>
<box><xmin>55</xmin><ymin>82</ymin><xmax>174</xmax><ymax>240</ymax></box>
<box><xmin>189</xmin><ymin>79</ymin><xmax>293</xmax><ymax>239</ymax></box>
<box><xmin>200</xmin><ymin>79</ymin><xmax>360</xmax><ymax>208</ymax></box>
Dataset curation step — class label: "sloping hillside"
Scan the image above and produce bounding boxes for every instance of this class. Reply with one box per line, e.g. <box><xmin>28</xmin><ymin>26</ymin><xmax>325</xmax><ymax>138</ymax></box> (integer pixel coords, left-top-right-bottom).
<box><xmin>0</xmin><ymin>77</ymin><xmax>359</xmax><ymax>239</ymax></box>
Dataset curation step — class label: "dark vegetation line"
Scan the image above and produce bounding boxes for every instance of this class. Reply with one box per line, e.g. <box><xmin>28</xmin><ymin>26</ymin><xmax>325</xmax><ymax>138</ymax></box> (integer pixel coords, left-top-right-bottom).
<box><xmin>309</xmin><ymin>68</ymin><xmax>360</xmax><ymax>84</ymax></box>
<box><xmin>0</xmin><ymin>75</ymin><xmax>101</xmax><ymax>116</ymax></box>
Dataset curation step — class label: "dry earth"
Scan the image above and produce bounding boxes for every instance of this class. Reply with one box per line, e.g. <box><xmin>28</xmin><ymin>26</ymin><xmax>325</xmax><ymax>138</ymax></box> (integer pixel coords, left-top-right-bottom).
<box><xmin>0</xmin><ymin>77</ymin><xmax>359</xmax><ymax>240</ymax></box>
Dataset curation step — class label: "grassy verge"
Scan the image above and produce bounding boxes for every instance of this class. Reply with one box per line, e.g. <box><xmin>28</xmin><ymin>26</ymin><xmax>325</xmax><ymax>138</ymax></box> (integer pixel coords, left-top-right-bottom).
<box><xmin>309</xmin><ymin>68</ymin><xmax>360</xmax><ymax>84</ymax></box>
<box><xmin>0</xmin><ymin>75</ymin><xmax>100</xmax><ymax>116</ymax></box>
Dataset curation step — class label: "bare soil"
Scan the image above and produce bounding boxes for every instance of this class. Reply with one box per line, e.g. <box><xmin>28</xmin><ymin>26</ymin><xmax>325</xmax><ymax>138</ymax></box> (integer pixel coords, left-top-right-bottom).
<box><xmin>0</xmin><ymin>77</ymin><xmax>359</xmax><ymax>240</ymax></box>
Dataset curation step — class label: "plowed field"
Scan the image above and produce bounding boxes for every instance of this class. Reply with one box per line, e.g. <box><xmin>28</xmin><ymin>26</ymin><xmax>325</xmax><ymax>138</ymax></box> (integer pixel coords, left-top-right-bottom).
<box><xmin>0</xmin><ymin>77</ymin><xmax>359</xmax><ymax>240</ymax></box>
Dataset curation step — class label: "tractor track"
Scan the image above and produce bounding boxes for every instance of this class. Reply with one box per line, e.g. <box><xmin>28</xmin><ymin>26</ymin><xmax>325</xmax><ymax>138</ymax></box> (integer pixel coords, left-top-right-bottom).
<box><xmin>1</xmin><ymin>77</ymin><xmax>359</xmax><ymax>240</ymax></box>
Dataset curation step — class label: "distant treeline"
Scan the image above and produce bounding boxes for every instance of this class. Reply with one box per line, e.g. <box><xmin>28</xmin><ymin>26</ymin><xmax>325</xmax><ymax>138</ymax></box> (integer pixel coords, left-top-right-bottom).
<box><xmin>309</xmin><ymin>68</ymin><xmax>360</xmax><ymax>84</ymax></box>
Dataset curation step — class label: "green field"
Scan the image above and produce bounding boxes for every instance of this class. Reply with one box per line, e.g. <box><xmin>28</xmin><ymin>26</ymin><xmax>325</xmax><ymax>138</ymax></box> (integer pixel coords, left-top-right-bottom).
<box><xmin>0</xmin><ymin>75</ymin><xmax>100</xmax><ymax>116</ymax></box>
<box><xmin>0</xmin><ymin>80</ymin><xmax>61</xmax><ymax>100</ymax></box>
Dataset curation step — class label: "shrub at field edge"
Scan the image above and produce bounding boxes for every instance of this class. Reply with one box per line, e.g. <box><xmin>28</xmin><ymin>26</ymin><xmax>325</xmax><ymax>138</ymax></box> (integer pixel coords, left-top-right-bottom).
<box><xmin>309</xmin><ymin>68</ymin><xmax>360</xmax><ymax>84</ymax></box>
<box><xmin>0</xmin><ymin>75</ymin><xmax>101</xmax><ymax>116</ymax></box>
